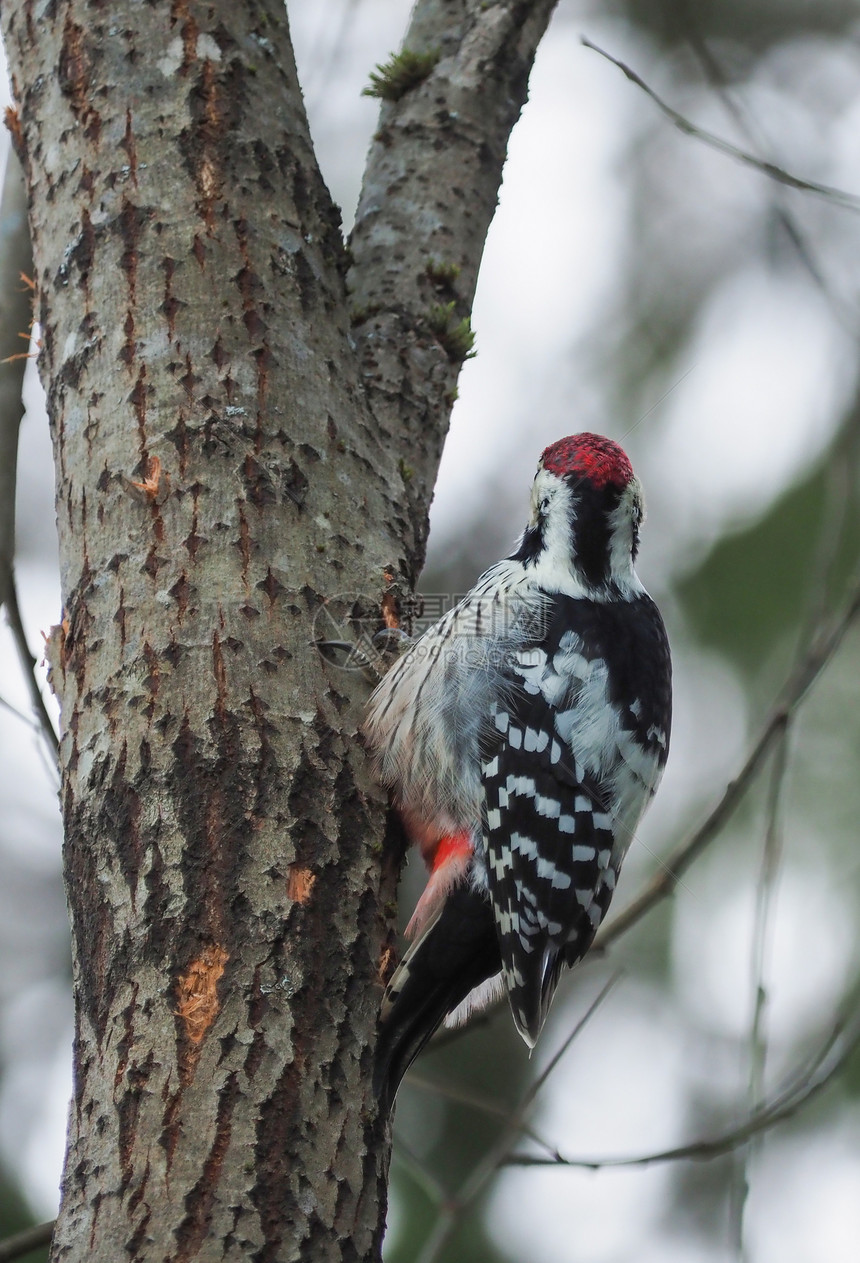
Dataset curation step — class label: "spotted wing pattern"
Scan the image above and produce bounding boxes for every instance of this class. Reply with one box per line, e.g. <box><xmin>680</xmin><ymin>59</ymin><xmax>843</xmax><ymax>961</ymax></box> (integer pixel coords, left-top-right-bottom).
<box><xmin>480</xmin><ymin>593</ymin><xmax>671</xmax><ymax>1044</ymax></box>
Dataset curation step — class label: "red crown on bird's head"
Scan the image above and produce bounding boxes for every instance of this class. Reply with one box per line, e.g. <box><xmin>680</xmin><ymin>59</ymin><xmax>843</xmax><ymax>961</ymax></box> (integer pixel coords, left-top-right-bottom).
<box><xmin>540</xmin><ymin>433</ymin><xmax>633</xmax><ymax>490</ymax></box>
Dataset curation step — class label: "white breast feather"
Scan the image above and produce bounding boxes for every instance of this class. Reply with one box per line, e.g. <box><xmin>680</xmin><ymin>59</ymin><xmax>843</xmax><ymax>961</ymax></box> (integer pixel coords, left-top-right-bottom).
<box><xmin>363</xmin><ymin>561</ymin><xmax>544</xmax><ymax>830</ymax></box>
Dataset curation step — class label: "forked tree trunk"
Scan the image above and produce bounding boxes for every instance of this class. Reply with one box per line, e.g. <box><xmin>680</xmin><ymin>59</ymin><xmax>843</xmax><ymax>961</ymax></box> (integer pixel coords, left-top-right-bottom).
<box><xmin>0</xmin><ymin>1</ymin><xmax>556</xmax><ymax>1257</ymax></box>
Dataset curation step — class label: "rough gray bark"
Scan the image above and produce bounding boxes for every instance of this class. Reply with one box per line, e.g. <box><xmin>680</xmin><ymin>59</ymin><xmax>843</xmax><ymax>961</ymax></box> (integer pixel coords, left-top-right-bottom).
<box><xmin>0</xmin><ymin>0</ymin><xmax>556</xmax><ymax>1258</ymax></box>
<box><xmin>348</xmin><ymin>1</ymin><xmax>558</xmax><ymax>528</ymax></box>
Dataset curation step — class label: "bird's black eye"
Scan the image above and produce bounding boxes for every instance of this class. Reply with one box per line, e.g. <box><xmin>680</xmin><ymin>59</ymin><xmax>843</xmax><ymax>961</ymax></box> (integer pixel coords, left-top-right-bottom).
<box><xmin>539</xmin><ymin>496</ymin><xmax>550</xmax><ymax>516</ymax></box>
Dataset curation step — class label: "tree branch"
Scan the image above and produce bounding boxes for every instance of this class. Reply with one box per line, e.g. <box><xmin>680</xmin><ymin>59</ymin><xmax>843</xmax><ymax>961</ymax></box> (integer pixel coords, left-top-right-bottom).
<box><xmin>676</xmin><ymin>13</ymin><xmax>860</xmax><ymax>333</ymax></box>
<box><xmin>504</xmin><ymin>990</ymin><xmax>860</xmax><ymax>1170</ymax></box>
<box><xmin>2</xmin><ymin>574</ymin><xmax>58</xmax><ymax>757</ymax></box>
<box><xmin>582</xmin><ymin>37</ymin><xmax>860</xmax><ymax>214</ymax></box>
<box><xmin>348</xmin><ymin>0</ymin><xmax>558</xmax><ymax>564</ymax></box>
<box><xmin>0</xmin><ymin>1220</ymin><xmax>54</xmax><ymax>1263</ymax></box>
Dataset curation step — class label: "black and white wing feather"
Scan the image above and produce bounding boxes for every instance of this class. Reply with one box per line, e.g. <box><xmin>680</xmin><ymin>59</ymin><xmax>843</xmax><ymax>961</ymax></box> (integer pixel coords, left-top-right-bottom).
<box><xmin>479</xmin><ymin>593</ymin><xmax>671</xmax><ymax>1045</ymax></box>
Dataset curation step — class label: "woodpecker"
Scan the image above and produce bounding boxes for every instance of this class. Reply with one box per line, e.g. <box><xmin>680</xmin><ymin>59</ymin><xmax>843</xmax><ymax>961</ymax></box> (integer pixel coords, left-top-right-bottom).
<box><xmin>364</xmin><ymin>433</ymin><xmax>671</xmax><ymax>1110</ymax></box>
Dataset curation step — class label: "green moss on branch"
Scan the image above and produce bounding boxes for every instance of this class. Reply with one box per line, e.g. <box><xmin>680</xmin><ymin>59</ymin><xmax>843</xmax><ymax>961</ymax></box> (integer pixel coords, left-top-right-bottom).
<box><xmin>362</xmin><ymin>49</ymin><xmax>440</xmax><ymax>101</ymax></box>
<box><xmin>426</xmin><ymin>302</ymin><xmax>476</xmax><ymax>362</ymax></box>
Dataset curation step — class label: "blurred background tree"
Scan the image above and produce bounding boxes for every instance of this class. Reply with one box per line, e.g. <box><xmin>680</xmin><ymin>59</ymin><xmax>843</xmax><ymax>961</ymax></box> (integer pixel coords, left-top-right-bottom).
<box><xmin>2</xmin><ymin>0</ymin><xmax>860</xmax><ymax>1260</ymax></box>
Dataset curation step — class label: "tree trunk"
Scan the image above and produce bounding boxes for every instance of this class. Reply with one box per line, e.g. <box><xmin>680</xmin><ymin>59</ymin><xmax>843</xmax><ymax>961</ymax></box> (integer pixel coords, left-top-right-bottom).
<box><xmin>0</xmin><ymin>0</ymin><xmax>556</xmax><ymax>1257</ymax></box>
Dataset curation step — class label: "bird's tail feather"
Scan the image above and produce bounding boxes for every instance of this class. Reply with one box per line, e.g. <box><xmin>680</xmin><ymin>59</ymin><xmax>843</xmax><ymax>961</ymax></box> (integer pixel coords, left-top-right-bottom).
<box><xmin>374</xmin><ymin>883</ymin><xmax>501</xmax><ymax>1114</ymax></box>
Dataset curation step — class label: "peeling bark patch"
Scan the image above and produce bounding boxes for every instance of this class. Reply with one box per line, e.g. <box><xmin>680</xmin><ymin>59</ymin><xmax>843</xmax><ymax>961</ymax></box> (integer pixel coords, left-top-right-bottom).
<box><xmin>334</xmin><ymin>762</ymin><xmax>374</xmax><ymax>875</ymax></box>
<box><xmin>252</xmin><ymin>344</ymin><xmax>271</xmax><ymax>410</ymax></box>
<box><xmin>287</xmin><ymin>866</ymin><xmax>316</xmax><ymax>905</ymax></box>
<box><xmin>178</xmin><ymin>352</ymin><xmax>199</xmax><ymax>398</ymax></box>
<box><xmin>247</xmin><ymin>687</ymin><xmax>278</xmax><ymax>819</ymax></box>
<box><xmin>292</xmin><ymin>247</ymin><xmax>316</xmax><ymax>316</ymax></box>
<box><xmin>180</xmin><ymin>55</ymin><xmax>246</xmax><ymax>232</ymax></box>
<box><xmin>129</xmin><ymin>453</ymin><xmax>162</xmax><ymax>498</ymax></box>
<box><xmin>174</xmin><ymin>1071</ymin><xmax>240</xmax><ymax>1263</ymax></box>
<box><xmin>4</xmin><ymin>104</ymin><xmax>23</xmax><ymax>159</ymax></box>
<box><xmin>236</xmin><ymin>263</ymin><xmax>265</xmax><ymax>341</ymax></box>
<box><xmin>287</xmin><ymin>751</ymin><xmax>338</xmax><ymax>870</ymax></box>
<box><xmin>128</xmin><ymin>1157</ymin><xmax>151</xmax><ymax>1220</ymax></box>
<box><xmin>126</xmin><ymin>1206</ymin><xmax>152</xmax><ymax>1258</ymax></box>
<box><xmin>381</xmin><ymin>591</ymin><xmax>399</xmax><ymax>630</ymax></box>
<box><xmin>59</xmin><ymin>16</ymin><xmax>101</xmax><ymax>142</ymax></box>
<box><xmin>176</xmin><ymin>943</ymin><xmax>229</xmax><ymax>1045</ymax></box>
<box><xmin>142</xmin><ymin>546</ymin><xmax>165</xmax><ymax>580</ymax></box>
<box><xmin>172</xmin><ymin>0</ymin><xmax>201</xmax><ymax>73</ymax></box>
<box><xmin>378</xmin><ymin>945</ymin><xmax>395</xmax><ymax>986</ymax></box>
<box><xmin>115</xmin><ymin>984</ymin><xmax>139</xmax><ymax>1091</ymax></box>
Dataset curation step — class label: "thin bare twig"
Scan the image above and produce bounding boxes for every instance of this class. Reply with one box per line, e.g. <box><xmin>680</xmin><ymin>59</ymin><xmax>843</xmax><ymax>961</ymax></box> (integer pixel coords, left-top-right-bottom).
<box><xmin>0</xmin><ymin>1220</ymin><xmax>54</xmax><ymax>1263</ymax></box>
<box><xmin>750</xmin><ymin>736</ymin><xmax>791</xmax><ymax>1083</ymax></box>
<box><xmin>582</xmin><ymin>37</ymin><xmax>860</xmax><ymax>214</ymax></box>
<box><xmin>392</xmin><ymin>1136</ymin><xmax>450</xmax><ymax>1208</ymax></box>
<box><xmin>406</xmin><ymin>1074</ymin><xmax>562</xmax><ymax>1159</ymax></box>
<box><xmin>733</xmin><ymin>726</ymin><xmax>791</xmax><ymax>1256</ymax></box>
<box><xmin>524</xmin><ymin>973</ymin><xmax>623</xmax><ymax>1108</ymax></box>
<box><xmin>678</xmin><ymin>11</ymin><xmax>860</xmax><ymax>334</ymax></box>
<box><xmin>0</xmin><ymin>690</ymin><xmax>38</xmax><ymax>729</ymax></box>
<box><xmin>504</xmin><ymin>991</ymin><xmax>860</xmax><ymax>1170</ymax></box>
<box><xmin>413</xmin><ymin>976</ymin><xmax>621</xmax><ymax>1263</ymax></box>
<box><xmin>2</xmin><ymin>575</ymin><xmax>59</xmax><ymax>758</ymax></box>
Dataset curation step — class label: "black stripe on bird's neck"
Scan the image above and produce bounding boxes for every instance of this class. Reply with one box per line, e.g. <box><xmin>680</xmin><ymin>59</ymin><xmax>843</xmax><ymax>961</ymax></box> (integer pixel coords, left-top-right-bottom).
<box><xmin>511</xmin><ymin>519</ymin><xmax>544</xmax><ymax>565</ymax></box>
<box><xmin>571</xmin><ymin>480</ymin><xmax>621</xmax><ymax>589</ymax></box>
